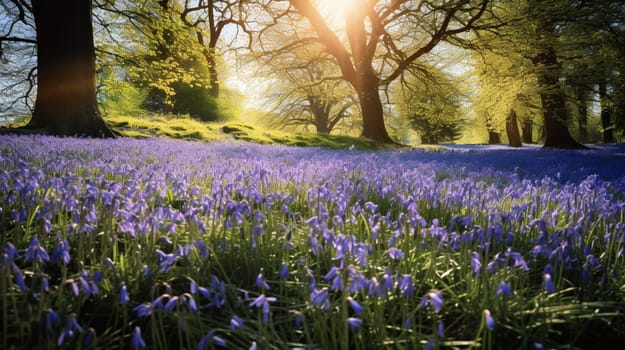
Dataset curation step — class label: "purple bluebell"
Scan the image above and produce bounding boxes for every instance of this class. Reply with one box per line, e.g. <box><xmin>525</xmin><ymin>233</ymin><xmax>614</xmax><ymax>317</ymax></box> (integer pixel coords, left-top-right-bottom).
<box><xmin>484</xmin><ymin>309</ymin><xmax>495</xmax><ymax>330</ymax></box>
<box><xmin>25</xmin><ymin>235</ymin><xmax>49</xmax><ymax>264</ymax></box>
<box><xmin>496</xmin><ymin>281</ymin><xmax>511</xmax><ymax>297</ymax></box>
<box><xmin>419</xmin><ymin>290</ymin><xmax>443</xmax><ymax>313</ymax></box>
<box><xmin>347</xmin><ymin>317</ymin><xmax>362</xmax><ymax>331</ymax></box>
<box><xmin>15</xmin><ymin>270</ymin><xmax>26</xmax><ymax>292</ymax></box>
<box><xmin>120</xmin><ymin>283</ymin><xmax>130</xmax><ymax>305</ymax></box>
<box><xmin>470</xmin><ymin>252</ymin><xmax>481</xmax><ymax>275</ymax></box>
<box><xmin>57</xmin><ymin>313</ymin><xmax>83</xmax><ymax>346</ymax></box>
<box><xmin>398</xmin><ymin>274</ymin><xmax>414</xmax><ymax>298</ymax></box>
<box><xmin>543</xmin><ymin>274</ymin><xmax>556</xmax><ymax>294</ymax></box>
<box><xmin>279</xmin><ymin>262</ymin><xmax>289</xmax><ymax>280</ymax></box>
<box><xmin>51</xmin><ymin>239</ymin><xmax>71</xmax><ymax>265</ymax></box>
<box><xmin>230</xmin><ymin>315</ymin><xmax>244</xmax><ymax>331</ymax></box>
<box><xmin>249</xmin><ymin>294</ymin><xmax>277</xmax><ymax>324</ymax></box>
<box><xmin>385</xmin><ymin>247</ymin><xmax>404</xmax><ymax>260</ymax></box>
<box><xmin>131</xmin><ymin>326</ymin><xmax>146</xmax><ymax>349</ymax></box>
<box><xmin>133</xmin><ymin>303</ymin><xmax>153</xmax><ymax>318</ymax></box>
<box><xmin>256</xmin><ymin>270</ymin><xmax>270</xmax><ymax>290</ymax></box>
<box><xmin>197</xmin><ymin>329</ymin><xmax>226</xmax><ymax>349</ymax></box>
<box><xmin>83</xmin><ymin>328</ymin><xmax>96</xmax><ymax>348</ymax></box>
<box><xmin>310</xmin><ymin>288</ymin><xmax>331</xmax><ymax>310</ymax></box>
<box><xmin>347</xmin><ymin>297</ymin><xmax>363</xmax><ymax>315</ymax></box>
<box><xmin>46</xmin><ymin>308</ymin><xmax>60</xmax><ymax>331</ymax></box>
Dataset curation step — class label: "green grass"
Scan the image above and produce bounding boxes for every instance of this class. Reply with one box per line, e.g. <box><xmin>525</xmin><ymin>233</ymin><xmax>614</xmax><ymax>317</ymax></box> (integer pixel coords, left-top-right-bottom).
<box><xmin>106</xmin><ymin>115</ymin><xmax>410</xmax><ymax>150</ymax></box>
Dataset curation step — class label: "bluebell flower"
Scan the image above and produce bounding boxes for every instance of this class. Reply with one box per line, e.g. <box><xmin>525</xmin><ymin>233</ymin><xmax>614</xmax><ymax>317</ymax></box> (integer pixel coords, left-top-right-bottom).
<box><xmin>46</xmin><ymin>308</ymin><xmax>60</xmax><ymax>331</ymax></box>
<box><xmin>83</xmin><ymin>328</ymin><xmax>96</xmax><ymax>348</ymax></box>
<box><xmin>279</xmin><ymin>262</ymin><xmax>289</xmax><ymax>280</ymax></box>
<box><xmin>398</xmin><ymin>274</ymin><xmax>414</xmax><ymax>298</ymax></box>
<box><xmin>70</xmin><ymin>280</ymin><xmax>80</xmax><ymax>296</ymax></box>
<box><xmin>133</xmin><ymin>303</ymin><xmax>153</xmax><ymax>318</ymax></box>
<box><xmin>230</xmin><ymin>315</ymin><xmax>244</xmax><ymax>331</ymax></box>
<box><xmin>419</xmin><ymin>290</ymin><xmax>443</xmax><ymax>313</ymax></box>
<box><xmin>470</xmin><ymin>252</ymin><xmax>481</xmax><ymax>275</ymax></box>
<box><xmin>310</xmin><ymin>288</ymin><xmax>331</xmax><ymax>310</ymax></box>
<box><xmin>484</xmin><ymin>309</ymin><xmax>495</xmax><ymax>330</ymax></box>
<box><xmin>425</xmin><ymin>339</ymin><xmax>434</xmax><ymax>350</ymax></box>
<box><xmin>131</xmin><ymin>326</ymin><xmax>146</xmax><ymax>349</ymax></box>
<box><xmin>25</xmin><ymin>235</ymin><xmax>49</xmax><ymax>264</ymax></box>
<box><xmin>51</xmin><ymin>239</ymin><xmax>71</xmax><ymax>265</ymax></box>
<box><xmin>437</xmin><ymin>320</ymin><xmax>444</xmax><ymax>338</ymax></box>
<box><xmin>249</xmin><ymin>342</ymin><xmax>257</xmax><ymax>350</ymax></box>
<box><xmin>57</xmin><ymin>313</ymin><xmax>83</xmax><ymax>346</ymax></box>
<box><xmin>543</xmin><ymin>274</ymin><xmax>556</xmax><ymax>294</ymax></box>
<box><xmin>403</xmin><ymin>317</ymin><xmax>412</xmax><ymax>330</ymax></box>
<box><xmin>324</xmin><ymin>266</ymin><xmax>341</xmax><ymax>281</ymax></box>
<box><xmin>164</xmin><ymin>296</ymin><xmax>179</xmax><ymax>311</ymax></box>
<box><xmin>496</xmin><ymin>281</ymin><xmax>511</xmax><ymax>297</ymax></box>
<box><xmin>184</xmin><ymin>294</ymin><xmax>198</xmax><ymax>313</ymax></box>
<box><xmin>294</xmin><ymin>312</ymin><xmax>303</xmax><ymax>327</ymax></box>
<box><xmin>249</xmin><ymin>294</ymin><xmax>277</xmax><ymax>324</ymax></box>
<box><xmin>385</xmin><ymin>247</ymin><xmax>404</xmax><ymax>260</ymax></box>
<box><xmin>256</xmin><ymin>270</ymin><xmax>270</xmax><ymax>290</ymax></box>
<box><xmin>15</xmin><ymin>270</ymin><xmax>26</xmax><ymax>292</ymax></box>
<box><xmin>120</xmin><ymin>283</ymin><xmax>130</xmax><ymax>305</ymax></box>
<box><xmin>347</xmin><ymin>297</ymin><xmax>362</xmax><ymax>315</ymax></box>
<box><xmin>143</xmin><ymin>264</ymin><xmax>151</xmax><ymax>277</ymax></box>
<box><xmin>197</xmin><ymin>329</ymin><xmax>226</xmax><ymax>349</ymax></box>
<box><xmin>347</xmin><ymin>317</ymin><xmax>362</xmax><ymax>331</ymax></box>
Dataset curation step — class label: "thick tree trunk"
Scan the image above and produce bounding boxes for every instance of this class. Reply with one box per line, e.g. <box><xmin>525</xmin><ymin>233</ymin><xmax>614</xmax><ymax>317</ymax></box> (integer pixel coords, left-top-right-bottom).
<box><xmin>599</xmin><ymin>82</ymin><xmax>615</xmax><ymax>143</ymax></box>
<box><xmin>532</xmin><ymin>50</ymin><xmax>584</xmax><ymax>149</ymax></box>
<box><xmin>358</xmin><ymin>90</ymin><xmax>393</xmax><ymax>142</ymax></box>
<box><xmin>522</xmin><ymin>119</ymin><xmax>533</xmax><ymax>144</ymax></box>
<box><xmin>488</xmin><ymin>131</ymin><xmax>501</xmax><ymax>144</ymax></box>
<box><xmin>506</xmin><ymin>109</ymin><xmax>522</xmax><ymax>147</ymax></box>
<box><xmin>28</xmin><ymin>0</ymin><xmax>114</xmax><ymax>138</ymax></box>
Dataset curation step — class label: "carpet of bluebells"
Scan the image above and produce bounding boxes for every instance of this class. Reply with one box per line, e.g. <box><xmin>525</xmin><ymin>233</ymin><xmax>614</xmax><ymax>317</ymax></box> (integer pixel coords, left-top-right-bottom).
<box><xmin>1</xmin><ymin>135</ymin><xmax>625</xmax><ymax>350</ymax></box>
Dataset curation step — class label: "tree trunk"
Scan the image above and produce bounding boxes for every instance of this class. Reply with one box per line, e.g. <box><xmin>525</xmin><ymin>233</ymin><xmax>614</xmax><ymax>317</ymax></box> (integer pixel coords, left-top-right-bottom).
<box><xmin>357</xmin><ymin>88</ymin><xmax>393</xmax><ymax>142</ymax></box>
<box><xmin>488</xmin><ymin>131</ymin><xmax>501</xmax><ymax>144</ymax></box>
<box><xmin>576</xmin><ymin>87</ymin><xmax>588</xmax><ymax>143</ymax></box>
<box><xmin>506</xmin><ymin>109</ymin><xmax>522</xmax><ymax>147</ymax></box>
<box><xmin>532</xmin><ymin>50</ymin><xmax>584</xmax><ymax>149</ymax></box>
<box><xmin>522</xmin><ymin>119</ymin><xmax>533</xmax><ymax>144</ymax></box>
<box><xmin>28</xmin><ymin>0</ymin><xmax>114</xmax><ymax>137</ymax></box>
<box><xmin>599</xmin><ymin>82</ymin><xmax>615</xmax><ymax>143</ymax></box>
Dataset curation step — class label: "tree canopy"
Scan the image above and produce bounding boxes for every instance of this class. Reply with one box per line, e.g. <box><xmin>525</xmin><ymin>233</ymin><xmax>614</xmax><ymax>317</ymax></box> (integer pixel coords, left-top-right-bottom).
<box><xmin>1</xmin><ymin>0</ymin><xmax>624</xmax><ymax>146</ymax></box>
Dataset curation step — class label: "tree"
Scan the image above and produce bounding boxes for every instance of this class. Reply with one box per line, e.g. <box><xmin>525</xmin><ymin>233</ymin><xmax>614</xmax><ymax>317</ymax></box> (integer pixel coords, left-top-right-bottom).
<box><xmin>252</xmin><ymin>31</ymin><xmax>358</xmax><ymax>134</ymax></box>
<box><xmin>1</xmin><ymin>1</ymin><xmax>37</xmax><ymax>123</ymax></box>
<box><xmin>23</xmin><ymin>0</ymin><xmax>114</xmax><ymax>137</ymax></box>
<box><xmin>181</xmin><ymin>0</ymin><xmax>252</xmax><ymax>98</ymax></box>
<box><xmin>470</xmin><ymin>38</ymin><xmax>541</xmax><ymax>146</ymax></box>
<box><xmin>265</xmin><ymin>0</ymin><xmax>494</xmax><ymax>143</ymax></box>
<box><xmin>394</xmin><ymin>63</ymin><xmax>464</xmax><ymax>145</ymax></box>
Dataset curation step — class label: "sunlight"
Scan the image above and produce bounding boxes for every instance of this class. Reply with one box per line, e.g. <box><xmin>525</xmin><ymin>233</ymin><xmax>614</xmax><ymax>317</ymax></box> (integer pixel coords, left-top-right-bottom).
<box><xmin>315</xmin><ymin>0</ymin><xmax>363</xmax><ymax>29</ymax></box>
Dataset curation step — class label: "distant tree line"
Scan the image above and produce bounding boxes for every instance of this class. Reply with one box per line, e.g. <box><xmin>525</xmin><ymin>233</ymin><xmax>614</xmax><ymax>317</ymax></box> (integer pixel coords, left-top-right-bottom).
<box><xmin>0</xmin><ymin>0</ymin><xmax>623</xmax><ymax>147</ymax></box>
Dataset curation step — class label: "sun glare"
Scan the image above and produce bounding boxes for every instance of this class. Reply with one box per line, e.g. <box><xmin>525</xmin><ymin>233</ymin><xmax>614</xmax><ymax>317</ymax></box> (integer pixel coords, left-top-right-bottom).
<box><xmin>315</xmin><ymin>0</ymin><xmax>363</xmax><ymax>29</ymax></box>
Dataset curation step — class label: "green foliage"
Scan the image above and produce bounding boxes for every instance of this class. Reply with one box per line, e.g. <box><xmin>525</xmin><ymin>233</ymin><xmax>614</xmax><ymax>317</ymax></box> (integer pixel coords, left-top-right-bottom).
<box><xmin>170</xmin><ymin>83</ymin><xmax>225</xmax><ymax>122</ymax></box>
<box><xmin>95</xmin><ymin>0</ymin><xmax>230</xmax><ymax>123</ymax></box>
<box><xmin>105</xmin><ymin>114</ymin><xmax>225</xmax><ymax>142</ymax></box>
<box><xmin>393</xmin><ymin>63</ymin><xmax>465</xmax><ymax>145</ymax></box>
<box><xmin>98</xmin><ymin>68</ymin><xmax>147</xmax><ymax>117</ymax></box>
